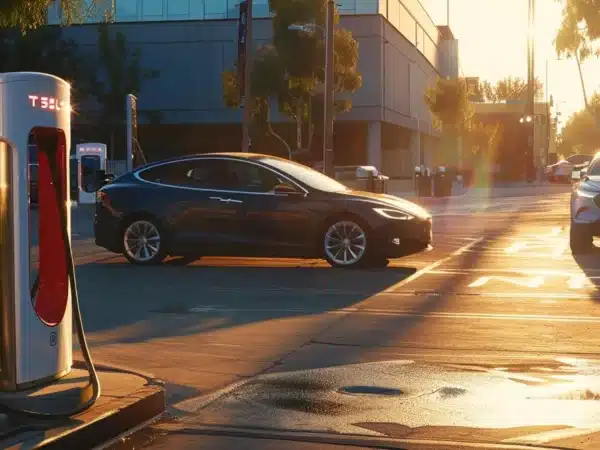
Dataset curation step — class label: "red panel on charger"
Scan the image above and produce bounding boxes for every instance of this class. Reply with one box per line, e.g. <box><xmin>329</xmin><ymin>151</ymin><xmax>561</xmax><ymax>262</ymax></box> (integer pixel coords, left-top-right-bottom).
<box><xmin>32</xmin><ymin>128</ymin><xmax>68</xmax><ymax>327</ymax></box>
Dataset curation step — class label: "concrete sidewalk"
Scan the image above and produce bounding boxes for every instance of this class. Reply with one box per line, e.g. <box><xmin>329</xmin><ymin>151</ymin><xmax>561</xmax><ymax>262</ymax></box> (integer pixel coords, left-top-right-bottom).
<box><xmin>394</xmin><ymin>182</ymin><xmax>572</xmax><ymax>204</ymax></box>
<box><xmin>0</xmin><ymin>361</ymin><xmax>165</xmax><ymax>449</ymax></box>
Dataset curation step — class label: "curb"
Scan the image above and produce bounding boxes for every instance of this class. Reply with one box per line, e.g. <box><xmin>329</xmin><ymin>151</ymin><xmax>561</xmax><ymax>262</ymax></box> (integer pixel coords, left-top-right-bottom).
<box><xmin>34</xmin><ymin>386</ymin><xmax>164</xmax><ymax>450</ymax></box>
<box><xmin>3</xmin><ymin>363</ymin><xmax>166</xmax><ymax>450</ymax></box>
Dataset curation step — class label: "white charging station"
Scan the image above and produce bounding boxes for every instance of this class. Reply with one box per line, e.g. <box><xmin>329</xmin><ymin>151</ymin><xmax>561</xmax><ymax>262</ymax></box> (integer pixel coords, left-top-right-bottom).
<box><xmin>75</xmin><ymin>143</ymin><xmax>106</xmax><ymax>205</ymax></box>
<box><xmin>0</xmin><ymin>72</ymin><xmax>72</xmax><ymax>391</ymax></box>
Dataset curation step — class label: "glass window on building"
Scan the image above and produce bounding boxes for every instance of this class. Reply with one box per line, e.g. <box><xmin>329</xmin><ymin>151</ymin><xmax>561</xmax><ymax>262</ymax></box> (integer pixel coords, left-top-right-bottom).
<box><xmin>116</xmin><ymin>0</ymin><xmax>138</xmax><ymax>21</ymax></box>
<box><xmin>204</xmin><ymin>0</ymin><xmax>227</xmax><ymax>19</ymax></box>
<box><xmin>167</xmin><ymin>0</ymin><xmax>190</xmax><ymax>18</ymax></box>
<box><xmin>355</xmin><ymin>0</ymin><xmax>378</xmax><ymax>14</ymax></box>
<box><xmin>142</xmin><ymin>0</ymin><xmax>163</xmax><ymax>20</ymax></box>
<box><xmin>387</xmin><ymin>0</ymin><xmax>400</xmax><ymax>30</ymax></box>
<box><xmin>398</xmin><ymin>3</ymin><xmax>416</xmax><ymax>45</ymax></box>
<box><xmin>190</xmin><ymin>0</ymin><xmax>204</xmax><ymax>18</ymax></box>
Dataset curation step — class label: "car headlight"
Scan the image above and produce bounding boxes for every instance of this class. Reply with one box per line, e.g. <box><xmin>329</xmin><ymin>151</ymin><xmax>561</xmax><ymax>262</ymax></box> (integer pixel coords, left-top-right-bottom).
<box><xmin>576</xmin><ymin>187</ymin><xmax>598</xmax><ymax>198</ymax></box>
<box><xmin>373</xmin><ymin>208</ymin><xmax>414</xmax><ymax>220</ymax></box>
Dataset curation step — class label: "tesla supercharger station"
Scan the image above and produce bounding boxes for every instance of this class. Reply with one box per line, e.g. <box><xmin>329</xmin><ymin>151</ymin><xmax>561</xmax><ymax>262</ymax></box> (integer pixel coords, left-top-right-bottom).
<box><xmin>0</xmin><ymin>72</ymin><xmax>73</xmax><ymax>391</ymax></box>
<box><xmin>75</xmin><ymin>143</ymin><xmax>106</xmax><ymax>205</ymax></box>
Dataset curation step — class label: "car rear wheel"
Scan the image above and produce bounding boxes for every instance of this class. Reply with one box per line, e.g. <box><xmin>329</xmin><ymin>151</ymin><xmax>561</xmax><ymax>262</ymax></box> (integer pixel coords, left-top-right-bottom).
<box><xmin>570</xmin><ymin>222</ymin><xmax>594</xmax><ymax>254</ymax></box>
<box><xmin>123</xmin><ymin>218</ymin><xmax>166</xmax><ymax>265</ymax></box>
<box><xmin>323</xmin><ymin>219</ymin><xmax>375</xmax><ymax>268</ymax></box>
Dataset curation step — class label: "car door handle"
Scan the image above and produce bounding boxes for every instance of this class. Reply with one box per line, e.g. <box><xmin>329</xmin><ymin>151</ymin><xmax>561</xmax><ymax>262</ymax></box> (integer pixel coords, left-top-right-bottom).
<box><xmin>209</xmin><ymin>196</ymin><xmax>243</xmax><ymax>204</ymax></box>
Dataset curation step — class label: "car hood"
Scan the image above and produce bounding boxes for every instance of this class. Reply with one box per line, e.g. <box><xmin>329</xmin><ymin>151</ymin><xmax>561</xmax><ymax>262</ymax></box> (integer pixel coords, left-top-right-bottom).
<box><xmin>579</xmin><ymin>175</ymin><xmax>600</xmax><ymax>192</ymax></box>
<box><xmin>342</xmin><ymin>190</ymin><xmax>431</xmax><ymax>219</ymax></box>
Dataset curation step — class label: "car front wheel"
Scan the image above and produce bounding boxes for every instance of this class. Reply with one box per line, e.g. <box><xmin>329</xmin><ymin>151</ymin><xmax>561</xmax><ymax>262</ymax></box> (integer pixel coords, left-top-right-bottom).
<box><xmin>323</xmin><ymin>219</ymin><xmax>377</xmax><ymax>268</ymax></box>
<box><xmin>570</xmin><ymin>222</ymin><xmax>594</xmax><ymax>254</ymax></box>
<box><xmin>122</xmin><ymin>218</ymin><xmax>166</xmax><ymax>265</ymax></box>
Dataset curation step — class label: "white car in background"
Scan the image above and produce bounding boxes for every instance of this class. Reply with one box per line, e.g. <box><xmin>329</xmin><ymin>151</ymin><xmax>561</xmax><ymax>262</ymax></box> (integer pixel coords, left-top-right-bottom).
<box><xmin>570</xmin><ymin>154</ymin><xmax>600</xmax><ymax>253</ymax></box>
<box><xmin>547</xmin><ymin>154</ymin><xmax>592</xmax><ymax>183</ymax></box>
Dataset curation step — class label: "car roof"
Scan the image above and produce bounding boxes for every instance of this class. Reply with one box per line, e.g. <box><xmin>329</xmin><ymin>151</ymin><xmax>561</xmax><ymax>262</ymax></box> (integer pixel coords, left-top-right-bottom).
<box><xmin>137</xmin><ymin>152</ymin><xmax>287</xmax><ymax>171</ymax></box>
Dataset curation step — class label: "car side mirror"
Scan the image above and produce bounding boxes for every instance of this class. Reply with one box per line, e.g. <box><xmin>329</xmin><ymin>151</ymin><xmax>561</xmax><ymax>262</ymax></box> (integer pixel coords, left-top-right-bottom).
<box><xmin>273</xmin><ymin>184</ymin><xmax>303</xmax><ymax>196</ymax></box>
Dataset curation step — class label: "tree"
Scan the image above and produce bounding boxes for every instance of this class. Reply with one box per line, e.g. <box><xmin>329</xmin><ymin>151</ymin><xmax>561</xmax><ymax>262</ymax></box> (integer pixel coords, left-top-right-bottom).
<box><xmin>558</xmin><ymin>92</ymin><xmax>600</xmax><ymax>156</ymax></box>
<box><xmin>468</xmin><ymin>76</ymin><xmax>544</xmax><ymax>103</ymax></box>
<box><xmin>87</xmin><ymin>24</ymin><xmax>159</xmax><ymax>157</ymax></box>
<box><xmin>425</xmin><ymin>77</ymin><xmax>473</xmax><ymax>134</ymax></box>
<box><xmin>222</xmin><ymin>0</ymin><xmax>362</xmax><ymax>158</ymax></box>
<box><xmin>0</xmin><ymin>0</ymin><xmax>102</xmax><ymax>31</ymax></box>
<box><xmin>555</xmin><ymin>0</ymin><xmax>600</xmax><ymax>60</ymax></box>
<box><xmin>462</xmin><ymin>121</ymin><xmax>503</xmax><ymax>163</ymax></box>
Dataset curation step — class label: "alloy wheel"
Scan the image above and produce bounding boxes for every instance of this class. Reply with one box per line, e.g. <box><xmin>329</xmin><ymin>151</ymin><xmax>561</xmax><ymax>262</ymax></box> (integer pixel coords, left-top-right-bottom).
<box><xmin>124</xmin><ymin>220</ymin><xmax>161</xmax><ymax>263</ymax></box>
<box><xmin>324</xmin><ymin>220</ymin><xmax>367</xmax><ymax>266</ymax></box>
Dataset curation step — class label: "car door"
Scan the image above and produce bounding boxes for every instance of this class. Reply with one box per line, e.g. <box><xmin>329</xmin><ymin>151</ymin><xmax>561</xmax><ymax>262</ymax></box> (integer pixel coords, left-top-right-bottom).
<box><xmin>139</xmin><ymin>158</ymin><xmax>244</xmax><ymax>254</ymax></box>
<box><xmin>222</xmin><ymin>159</ymin><xmax>314</xmax><ymax>256</ymax></box>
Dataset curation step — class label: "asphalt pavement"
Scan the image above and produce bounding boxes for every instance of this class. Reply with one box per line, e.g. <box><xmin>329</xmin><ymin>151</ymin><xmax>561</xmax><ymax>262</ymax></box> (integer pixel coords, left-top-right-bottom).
<box><xmin>58</xmin><ymin>185</ymin><xmax>600</xmax><ymax>449</ymax></box>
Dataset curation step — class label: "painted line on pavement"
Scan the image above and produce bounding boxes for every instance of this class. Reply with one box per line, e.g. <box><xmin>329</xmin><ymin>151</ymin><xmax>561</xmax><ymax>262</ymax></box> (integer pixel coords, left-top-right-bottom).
<box><xmin>185</xmin><ymin>305</ymin><xmax>600</xmax><ymax>323</ymax></box>
<box><xmin>503</xmin><ymin>425</ymin><xmax>600</xmax><ymax>445</ymax></box>
<box><xmin>381</xmin><ymin>237</ymin><xmax>484</xmax><ymax>294</ymax></box>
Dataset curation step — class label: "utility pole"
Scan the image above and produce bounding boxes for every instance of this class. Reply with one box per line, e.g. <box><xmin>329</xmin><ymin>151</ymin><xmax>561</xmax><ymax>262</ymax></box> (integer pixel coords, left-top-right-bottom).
<box><xmin>525</xmin><ymin>0</ymin><xmax>535</xmax><ymax>182</ymax></box>
<box><xmin>575</xmin><ymin>52</ymin><xmax>589</xmax><ymax>110</ymax></box>
<box><xmin>241</xmin><ymin>0</ymin><xmax>253</xmax><ymax>152</ymax></box>
<box><xmin>323</xmin><ymin>0</ymin><xmax>335</xmax><ymax>177</ymax></box>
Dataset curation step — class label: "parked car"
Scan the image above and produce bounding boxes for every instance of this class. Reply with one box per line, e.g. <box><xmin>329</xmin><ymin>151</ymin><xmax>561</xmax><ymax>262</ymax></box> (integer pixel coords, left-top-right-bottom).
<box><xmin>546</xmin><ymin>154</ymin><xmax>592</xmax><ymax>183</ymax></box>
<box><xmin>570</xmin><ymin>153</ymin><xmax>600</xmax><ymax>253</ymax></box>
<box><xmin>94</xmin><ymin>153</ymin><xmax>433</xmax><ymax>268</ymax></box>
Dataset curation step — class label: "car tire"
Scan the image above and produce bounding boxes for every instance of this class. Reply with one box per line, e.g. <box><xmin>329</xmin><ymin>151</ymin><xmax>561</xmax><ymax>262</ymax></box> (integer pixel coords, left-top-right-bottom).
<box><xmin>322</xmin><ymin>217</ymin><xmax>376</xmax><ymax>269</ymax></box>
<box><xmin>570</xmin><ymin>222</ymin><xmax>594</xmax><ymax>254</ymax></box>
<box><xmin>122</xmin><ymin>217</ymin><xmax>167</xmax><ymax>265</ymax></box>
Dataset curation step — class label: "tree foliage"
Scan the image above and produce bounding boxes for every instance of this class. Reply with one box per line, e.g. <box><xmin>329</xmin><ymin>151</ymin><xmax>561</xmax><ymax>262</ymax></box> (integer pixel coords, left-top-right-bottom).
<box><xmin>0</xmin><ymin>0</ymin><xmax>103</xmax><ymax>31</ymax></box>
<box><xmin>468</xmin><ymin>76</ymin><xmax>544</xmax><ymax>103</ymax></box>
<box><xmin>0</xmin><ymin>26</ymin><xmax>87</xmax><ymax>91</ymax></box>
<box><xmin>425</xmin><ymin>77</ymin><xmax>473</xmax><ymax>134</ymax></box>
<box><xmin>87</xmin><ymin>24</ymin><xmax>159</xmax><ymax>128</ymax></box>
<box><xmin>555</xmin><ymin>0</ymin><xmax>600</xmax><ymax>60</ymax></box>
<box><xmin>558</xmin><ymin>92</ymin><xmax>600</xmax><ymax>156</ymax></box>
<box><xmin>222</xmin><ymin>0</ymin><xmax>362</xmax><ymax>157</ymax></box>
<box><xmin>462</xmin><ymin>121</ymin><xmax>503</xmax><ymax>161</ymax></box>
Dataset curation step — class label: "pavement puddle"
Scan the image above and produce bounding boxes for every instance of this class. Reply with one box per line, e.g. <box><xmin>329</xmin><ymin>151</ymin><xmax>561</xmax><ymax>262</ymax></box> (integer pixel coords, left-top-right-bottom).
<box><xmin>182</xmin><ymin>359</ymin><xmax>600</xmax><ymax>446</ymax></box>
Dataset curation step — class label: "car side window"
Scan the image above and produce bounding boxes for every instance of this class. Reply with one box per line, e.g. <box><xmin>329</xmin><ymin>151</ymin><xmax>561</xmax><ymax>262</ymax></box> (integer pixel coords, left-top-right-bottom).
<box><xmin>185</xmin><ymin>159</ymin><xmax>233</xmax><ymax>190</ymax></box>
<box><xmin>138</xmin><ymin>161</ymin><xmax>193</xmax><ymax>185</ymax></box>
<box><xmin>225</xmin><ymin>160</ymin><xmax>284</xmax><ymax>193</ymax></box>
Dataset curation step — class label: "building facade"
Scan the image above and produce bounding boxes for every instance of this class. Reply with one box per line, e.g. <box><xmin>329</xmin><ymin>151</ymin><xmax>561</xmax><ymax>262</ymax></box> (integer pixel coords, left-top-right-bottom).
<box><xmin>53</xmin><ymin>0</ymin><xmax>458</xmax><ymax>182</ymax></box>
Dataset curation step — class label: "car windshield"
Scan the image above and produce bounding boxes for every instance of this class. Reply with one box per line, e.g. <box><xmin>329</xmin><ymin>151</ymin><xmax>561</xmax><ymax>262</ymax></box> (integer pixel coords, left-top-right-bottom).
<box><xmin>258</xmin><ymin>157</ymin><xmax>348</xmax><ymax>193</ymax></box>
<box><xmin>586</xmin><ymin>158</ymin><xmax>600</xmax><ymax>176</ymax></box>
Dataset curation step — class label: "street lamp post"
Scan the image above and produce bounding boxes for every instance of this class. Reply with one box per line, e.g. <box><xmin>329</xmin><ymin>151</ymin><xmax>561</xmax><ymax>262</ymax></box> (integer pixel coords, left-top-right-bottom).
<box><xmin>288</xmin><ymin>0</ymin><xmax>335</xmax><ymax>177</ymax></box>
<box><xmin>323</xmin><ymin>0</ymin><xmax>335</xmax><ymax>177</ymax></box>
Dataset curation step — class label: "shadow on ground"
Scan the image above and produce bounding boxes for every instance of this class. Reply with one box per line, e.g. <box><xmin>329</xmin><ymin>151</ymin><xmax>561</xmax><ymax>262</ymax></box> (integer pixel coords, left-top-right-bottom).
<box><xmin>76</xmin><ymin>259</ymin><xmax>417</xmax><ymax>345</ymax></box>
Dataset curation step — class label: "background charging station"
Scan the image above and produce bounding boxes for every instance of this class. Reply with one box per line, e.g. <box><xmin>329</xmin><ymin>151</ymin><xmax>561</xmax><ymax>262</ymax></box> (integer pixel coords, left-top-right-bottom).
<box><xmin>0</xmin><ymin>72</ymin><xmax>73</xmax><ymax>391</ymax></box>
<box><xmin>75</xmin><ymin>143</ymin><xmax>107</xmax><ymax>205</ymax></box>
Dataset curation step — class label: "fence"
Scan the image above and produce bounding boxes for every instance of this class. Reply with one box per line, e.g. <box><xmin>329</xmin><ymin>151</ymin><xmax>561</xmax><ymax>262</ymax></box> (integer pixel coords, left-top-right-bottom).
<box><xmin>107</xmin><ymin>160</ymin><xmax>128</xmax><ymax>177</ymax></box>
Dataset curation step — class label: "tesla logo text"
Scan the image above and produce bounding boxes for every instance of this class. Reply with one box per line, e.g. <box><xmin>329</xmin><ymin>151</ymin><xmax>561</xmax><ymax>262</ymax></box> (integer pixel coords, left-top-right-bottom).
<box><xmin>28</xmin><ymin>95</ymin><xmax>67</xmax><ymax>111</ymax></box>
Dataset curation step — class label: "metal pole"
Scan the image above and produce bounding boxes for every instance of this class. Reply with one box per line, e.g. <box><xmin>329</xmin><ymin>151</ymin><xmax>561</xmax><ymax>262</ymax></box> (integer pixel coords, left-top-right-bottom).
<box><xmin>241</xmin><ymin>0</ymin><xmax>253</xmax><ymax>152</ymax></box>
<box><xmin>525</xmin><ymin>0</ymin><xmax>535</xmax><ymax>181</ymax></box>
<box><xmin>447</xmin><ymin>0</ymin><xmax>450</xmax><ymax>26</ymax></box>
<box><xmin>575</xmin><ymin>52</ymin><xmax>589</xmax><ymax>110</ymax></box>
<box><xmin>323</xmin><ymin>0</ymin><xmax>335</xmax><ymax>177</ymax></box>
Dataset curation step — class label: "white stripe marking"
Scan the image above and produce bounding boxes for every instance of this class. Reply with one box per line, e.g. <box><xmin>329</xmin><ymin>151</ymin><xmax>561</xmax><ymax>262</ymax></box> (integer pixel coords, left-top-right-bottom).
<box><xmin>186</xmin><ymin>306</ymin><xmax>600</xmax><ymax>323</ymax></box>
<box><xmin>503</xmin><ymin>424</ymin><xmax>600</xmax><ymax>445</ymax></box>
<box><xmin>381</xmin><ymin>237</ymin><xmax>484</xmax><ymax>293</ymax></box>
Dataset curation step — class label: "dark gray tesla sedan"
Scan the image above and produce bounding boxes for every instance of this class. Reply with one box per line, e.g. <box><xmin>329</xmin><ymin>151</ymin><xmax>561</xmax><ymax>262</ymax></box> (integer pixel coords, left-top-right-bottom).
<box><xmin>94</xmin><ymin>153</ymin><xmax>432</xmax><ymax>268</ymax></box>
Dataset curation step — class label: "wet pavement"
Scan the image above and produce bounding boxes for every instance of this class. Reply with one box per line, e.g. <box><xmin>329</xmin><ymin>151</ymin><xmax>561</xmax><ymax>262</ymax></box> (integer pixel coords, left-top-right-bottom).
<box><xmin>58</xmin><ymin>188</ymin><xmax>600</xmax><ymax>449</ymax></box>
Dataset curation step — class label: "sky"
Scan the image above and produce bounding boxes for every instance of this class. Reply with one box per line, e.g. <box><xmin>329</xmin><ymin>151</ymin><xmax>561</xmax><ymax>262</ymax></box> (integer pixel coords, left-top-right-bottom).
<box><xmin>422</xmin><ymin>0</ymin><xmax>600</xmax><ymax>131</ymax></box>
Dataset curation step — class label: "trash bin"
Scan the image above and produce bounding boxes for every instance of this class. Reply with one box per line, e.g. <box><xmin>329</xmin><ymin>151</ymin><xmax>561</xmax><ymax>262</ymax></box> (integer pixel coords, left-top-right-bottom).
<box><xmin>433</xmin><ymin>166</ymin><xmax>452</xmax><ymax>197</ymax></box>
<box><xmin>355</xmin><ymin>166</ymin><xmax>389</xmax><ymax>193</ymax></box>
<box><xmin>415</xmin><ymin>166</ymin><xmax>433</xmax><ymax>197</ymax></box>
